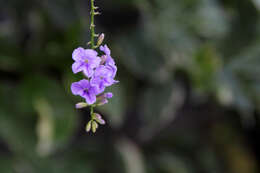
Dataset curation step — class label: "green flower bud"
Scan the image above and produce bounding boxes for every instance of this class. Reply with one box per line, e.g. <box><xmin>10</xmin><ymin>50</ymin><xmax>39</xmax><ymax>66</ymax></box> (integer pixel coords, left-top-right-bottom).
<box><xmin>76</xmin><ymin>102</ymin><xmax>88</xmax><ymax>109</ymax></box>
<box><xmin>91</xmin><ymin>121</ymin><xmax>98</xmax><ymax>133</ymax></box>
<box><xmin>86</xmin><ymin>121</ymin><xmax>92</xmax><ymax>132</ymax></box>
<box><xmin>96</xmin><ymin>33</ymin><xmax>105</xmax><ymax>47</ymax></box>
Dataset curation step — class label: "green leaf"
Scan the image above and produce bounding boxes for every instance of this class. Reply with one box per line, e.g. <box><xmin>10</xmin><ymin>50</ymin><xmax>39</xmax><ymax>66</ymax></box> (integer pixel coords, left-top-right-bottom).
<box><xmin>18</xmin><ymin>74</ymin><xmax>77</xmax><ymax>154</ymax></box>
<box><xmin>138</xmin><ymin>82</ymin><xmax>185</xmax><ymax>141</ymax></box>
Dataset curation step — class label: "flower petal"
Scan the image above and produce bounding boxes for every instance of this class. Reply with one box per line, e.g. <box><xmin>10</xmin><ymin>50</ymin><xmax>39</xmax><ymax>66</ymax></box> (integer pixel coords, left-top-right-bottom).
<box><xmin>72</xmin><ymin>62</ymin><xmax>84</xmax><ymax>74</ymax></box>
<box><xmin>89</xmin><ymin>56</ymin><xmax>101</xmax><ymax>69</ymax></box>
<box><xmin>91</xmin><ymin>77</ymin><xmax>105</xmax><ymax>94</ymax></box>
<box><xmin>106</xmin><ymin>55</ymin><xmax>115</xmax><ymax>65</ymax></box>
<box><xmin>85</xmin><ymin>92</ymin><xmax>96</xmax><ymax>104</ymax></box>
<box><xmin>103</xmin><ymin>77</ymin><xmax>114</xmax><ymax>87</ymax></box>
<box><xmin>85</xmin><ymin>49</ymin><xmax>98</xmax><ymax>58</ymax></box>
<box><xmin>71</xmin><ymin>82</ymin><xmax>84</xmax><ymax>95</ymax></box>
<box><xmin>106</xmin><ymin>64</ymin><xmax>117</xmax><ymax>77</ymax></box>
<box><xmin>78</xmin><ymin>79</ymin><xmax>90</xmax><ymax>89</ymax></box>
<box><xmin>83</xmin><ymin>65</ymin><xmax>94</xmax><ymax>78</ymax></box>
<box><xmin>100</xmin><ymin>44</ymin><xmax>111</xmax><ymax>55</ymax></box>
<box><xmin>72</xmin><ymin>47</ymin><xmax>86</xmax><ymax>61</ymax></box>
<box><xmin>105</xmin><ymin>92</ymin><xmax>113</xmax><ymax>98</ymax></box>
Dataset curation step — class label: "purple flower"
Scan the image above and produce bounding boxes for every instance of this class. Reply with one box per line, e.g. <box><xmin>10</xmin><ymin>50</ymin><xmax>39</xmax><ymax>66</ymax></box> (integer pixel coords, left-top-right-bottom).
<box><xmin>91</xmin><ymin>65</ymin><xmax>118</xmax><ymax>92</ymax></box>
<box><xmin>71</xmin><ymin>79</ymin><xmax>100</xmax><ymax>104</ymax></box>
<box><xmin>100</xmin><ymin>45</ymin><xmax>117</xmax><ymax>77</ymax></box>
<box><xmin>71</xmin><ymin>44</ymin><xmax>118</xmax><ymax>109</ymax></box>
<box><xmin>96</xmin><ymin>92</ymin><xmax>113</xmax><ymax>106</ymax></box>
<box><xmin>72</xmin><ymin>47</ymin><xmax>101</xmax><ymax>77</ymax></box>
<box><xmin>100</xmin><ymin>44</ymin><xmax>111</xmax><ymax>55</ymax></box>
<box><xmin>107</xmin><ymin>64</ymin><xmax>117</xmax><ymax>78</ymax></box>
<box><xmin>105</xmin><ymin>92</ymin><xmax>113</xmax><ymax>98</ymax></box>
<box><xmin>100</xmin><ymin>45</ymin><xmax>115</xmax><ymax>65</ymax></box>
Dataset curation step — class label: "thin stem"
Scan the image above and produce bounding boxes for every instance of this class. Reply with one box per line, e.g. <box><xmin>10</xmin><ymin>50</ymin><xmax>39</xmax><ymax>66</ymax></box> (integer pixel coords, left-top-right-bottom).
<box><xmin>90</xmin><ymin>106</ymin><xmax>94</xmax><ymax>118</ymax></box>
<box><xmin>90</xmin><ymin>0</ymin><xmax>95</xmax><ymax>49</ymax></box>
<box><xmin>89</xmin><ymin>0</ymin><xmax>97</xmax><ymax>122</ymax></box>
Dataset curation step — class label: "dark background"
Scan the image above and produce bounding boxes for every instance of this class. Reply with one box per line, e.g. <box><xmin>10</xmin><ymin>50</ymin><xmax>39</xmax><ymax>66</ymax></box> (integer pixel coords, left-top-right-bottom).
<box><xmin>0</xmin><ymin>0</ymin><xmax>260</xmax><ymax>172</ymax></box>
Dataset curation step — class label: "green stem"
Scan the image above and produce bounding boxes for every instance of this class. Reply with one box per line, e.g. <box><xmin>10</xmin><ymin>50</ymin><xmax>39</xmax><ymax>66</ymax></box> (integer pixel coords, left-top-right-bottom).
<box><xmin>90</xmin><ymin>106</ymin><xmax>94</xmax><ymax>118</ymax></box>
<box><xmin>90</xmin><ymin>0</ymin><xmax>95</xmax><ymax>49</ymax></box>
<box><xmin>89</xmin><ymin>0</ymin><xmax>97</xmax><ymax>120</ymax></box>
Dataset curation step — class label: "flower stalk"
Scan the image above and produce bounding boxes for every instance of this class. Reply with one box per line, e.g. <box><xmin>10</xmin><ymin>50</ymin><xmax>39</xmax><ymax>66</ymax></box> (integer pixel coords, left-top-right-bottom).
<box><xmin>90</xmin><ymin>0</ymin><xmax>97</xmax><ymax>49</ymax></box>
<box><xmin>70</xmin><ymin>0</ymin><xmax>119</xmax><ymax>133</ymax></box>
<box><xmin>90</xmin><ymin>0</ymin><xmax>96</xmax><ymax>126</ymax></box>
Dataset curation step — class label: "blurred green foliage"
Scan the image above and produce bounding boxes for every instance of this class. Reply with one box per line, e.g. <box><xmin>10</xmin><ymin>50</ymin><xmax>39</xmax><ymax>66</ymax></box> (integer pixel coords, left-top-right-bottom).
<box><xmin>0</xmin><ymin>0</ymin><xmax>259</xmax><ymax>172</ymax></box>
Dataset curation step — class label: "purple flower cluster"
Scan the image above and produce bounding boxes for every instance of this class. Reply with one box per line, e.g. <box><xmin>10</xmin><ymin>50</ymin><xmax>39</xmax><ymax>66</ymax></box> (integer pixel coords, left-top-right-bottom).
<box><xmin>71</xmin><ymin>45</ymin><xmax>118</xmax><ymax>105</ymax></box>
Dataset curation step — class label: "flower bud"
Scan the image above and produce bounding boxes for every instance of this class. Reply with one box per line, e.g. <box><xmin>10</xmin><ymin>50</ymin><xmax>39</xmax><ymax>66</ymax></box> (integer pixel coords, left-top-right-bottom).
<box><xmin>96</xmin><ymin>33</ymin><xmax>105</xmax><ymax>47</ymax></box>
<box><xmin>94</xmin><ymin>12</ymin><xmax>101</xmax><ymax>15</ymax></box>
<box><xmin>86</xmin><ymin>121</ymin><xmax>92</xmax><ymax>132</ymax></box>
<box><xmin>97</xmin><ymin>98</ymin><xmax>108</xmax><ymax>106</ymax></box>
<box><xmin>105</xmin><ymin>92</ymin><xmax>113</xmax><ymax>99</ymax></box>
<box><xmin>91</xmin><ymin>121</ymin><xmax>98</xmax><ymax>133</ymax></box>
<box><xmin>94</xmin><ymin>113</ymin><xmax>106</xmax><ymax>125</ymax></box>
<box><xmin>76</xmin><ymin>102</ymin><xmax>88</xmax><ymax>109</ymax></box>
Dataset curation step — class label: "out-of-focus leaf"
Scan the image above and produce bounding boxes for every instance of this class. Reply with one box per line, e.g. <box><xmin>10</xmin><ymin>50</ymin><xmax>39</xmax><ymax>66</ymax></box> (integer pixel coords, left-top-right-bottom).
<box><xmin>40</xmin><ymin>0</ymin><xmax>78</xmax><ymax>28</ymax></box>
<box><xmin>0</xmin><ymin>156</ymin><xmax>13</xmax><ymax>173</ymax></box>
<box><xmin>193</xmin><ymin>0</ymin><xmax>230</xmax><ymax>39</ymax></box>
<box><xmin>116</xmin><ymin>138</ymin><xmax>145</xmax><ymax>173</ymax></box>
<box><xmin>18</xmin><ymin>75</ymin><xmax>77</xmax><ymax>153</ymax></box>
<box><xmin>116</xmin><ymin>30</ymin><xmax>166</xmax><ymax>83</ymax></box>
<box><xmin>34</xmin><ymin>98</ymin><xmax>55</xmax><ymax>157</ymax></box>
<box><xmin>157</xmin><ymin>153</ymin><xmax>192</xmax><ymax>173</ymax></box>
<box><xmin>146</xmin><ymin>152</ymin><xmax>192</xmax><ymax>173</ymax></box>
<box><xmin>0</xmin><ymin>83</ymin><xmax>37</xmax><ymax>155</ymax></box>
<box><xmin>253</xmin><ymin>0</ymin><xmax>260</xmax><ymax>10</ymax></box>
<box><xmin>138</xmin><ymin>81</ymin><xmax>185</xmax><ymax>141</ymax></box>
<box><xmin>189</xmin><ymin>45</ymin><xmax>222</xmax><ymax>93</ymax></box>
<box><xmin>196</xmin><ymin>147</ymin><xmax>223</xmax><ymax>173</ymax></box>
<box><xmin>133</xmin><ymin>0</ymin><xmax>229</xmax><ymax>77</ymax></box>
<box><xmin>0</xmin><ymin>55</ymin><xmax>20</xmax><ymax>71</ymax></box>
<box><xmin>13</xmin><ymin>153</ymin><xmax>94</xmax><ymax>173</ymax></box>
<box><xmin>217</xmin><ymin>41</ymin><xmax>260</xmax><ymax>123</ymax></box>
